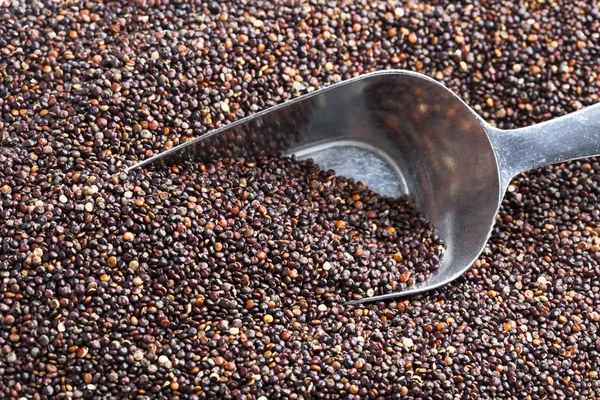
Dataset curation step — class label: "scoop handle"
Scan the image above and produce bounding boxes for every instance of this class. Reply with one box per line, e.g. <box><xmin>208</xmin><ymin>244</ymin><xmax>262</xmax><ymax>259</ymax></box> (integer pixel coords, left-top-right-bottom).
<box><xmin>486</xmin><ymin>102</ymin><xmax>600</xmax><ymax>189</ymax></box>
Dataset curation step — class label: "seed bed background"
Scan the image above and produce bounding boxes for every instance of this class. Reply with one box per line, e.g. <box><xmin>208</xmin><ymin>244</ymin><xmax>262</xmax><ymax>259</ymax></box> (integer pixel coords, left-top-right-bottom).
<box><xmin>1</xmin><ymin>1</ymin><xmax>600</xmax><ymax>399</ymax></box>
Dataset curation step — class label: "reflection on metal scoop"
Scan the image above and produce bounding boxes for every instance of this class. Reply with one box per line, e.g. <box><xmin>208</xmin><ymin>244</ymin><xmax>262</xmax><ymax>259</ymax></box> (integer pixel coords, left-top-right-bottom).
<box><xmin>128</xmin><ymin>70</ymin><xmax>600</xmax><ymax>304</ymax></box>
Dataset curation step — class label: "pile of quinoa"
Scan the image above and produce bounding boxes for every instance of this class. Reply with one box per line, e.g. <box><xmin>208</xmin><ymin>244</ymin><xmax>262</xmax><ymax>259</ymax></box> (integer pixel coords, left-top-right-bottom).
<box><xmin>1</xmin><ymin>1</ymin><xmax>600</xmax><ymax>399</ymax></box>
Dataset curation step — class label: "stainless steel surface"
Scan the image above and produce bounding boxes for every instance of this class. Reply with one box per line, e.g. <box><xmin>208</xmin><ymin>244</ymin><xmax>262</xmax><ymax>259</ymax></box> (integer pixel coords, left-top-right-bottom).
<box><xmin>128</xmin><ymin>70</ymin><xmax>600</xmax><ymax>303</ymax></box>
<box><xmin>487</xmin><ymin>106</ymin><xmax>600</xmax><ymax>192</ymax></box>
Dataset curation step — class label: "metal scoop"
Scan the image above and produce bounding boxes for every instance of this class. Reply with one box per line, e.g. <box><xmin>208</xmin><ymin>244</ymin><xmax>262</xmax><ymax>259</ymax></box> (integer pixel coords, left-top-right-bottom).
<box><xmin>128</xmin><ymin>70</ymin><xmax>600</xmax><ymax>304</ymax></box>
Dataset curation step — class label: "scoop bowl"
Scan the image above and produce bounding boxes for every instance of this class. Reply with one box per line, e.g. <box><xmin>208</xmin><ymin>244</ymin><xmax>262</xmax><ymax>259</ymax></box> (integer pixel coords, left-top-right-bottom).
<box><xmin>128</xmin><ymin>70</ymin><xmax>600</xmax><ymax>303</ymax></box>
